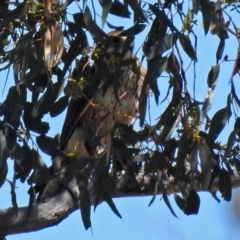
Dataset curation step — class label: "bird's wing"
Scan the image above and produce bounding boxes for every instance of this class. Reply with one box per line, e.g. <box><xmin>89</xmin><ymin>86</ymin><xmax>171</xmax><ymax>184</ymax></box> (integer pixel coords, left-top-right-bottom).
<box><xmin>60</xmin><ymin>96</ymin><xmax>89</xmax><ymax>151</ymax></box>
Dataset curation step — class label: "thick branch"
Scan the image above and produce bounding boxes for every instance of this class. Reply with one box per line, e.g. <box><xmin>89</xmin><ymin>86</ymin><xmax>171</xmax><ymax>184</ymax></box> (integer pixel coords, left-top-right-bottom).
<box><xmin>1</xmin><ymin>171</ymin><xmax>240</xmax><ymax>236</ymax></box>
<box><xmin>0</xmin><ymin>192</ymin><xmax>76</xmax><ymax>235</ymax></box>
<box><xmin>0</xmin><ymin>179</ymin><xmax>79</xmax><ymax>237</ymax></box>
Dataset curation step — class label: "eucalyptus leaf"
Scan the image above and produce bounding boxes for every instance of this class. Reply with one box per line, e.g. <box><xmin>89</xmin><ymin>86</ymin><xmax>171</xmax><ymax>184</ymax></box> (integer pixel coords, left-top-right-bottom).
<box><xmin>150</xmin><ymin>150</ymin><xmax>169</xmax><ymax>170</ymax></box>
<box><xmin>28</xmin><ymin>151</ymin><xmax>50</xmax><ymax>186</ymax></box>
<box><xmin>149</xmin><ymin>181</ymin><xmax>158</xmax><ymax>207</ymax></box>
<box><xmin>207</xmin><ymin>65</ymin><xmax>220</xmax><ymax>88</ymax></box>
<box><xmin>179</xmin><ymin>34</ymin><xmax>197</xmax><ymax>62</ymax></box>
<box><xmin>107</xmin><ymin>0</ymin><xmax>131</xmax><ymax>18</ymax></box>
<box><xmin>142</xmin><ymin>56</ymin><xmax>168</xmax><ymax>105</ymax></box>
<box><xmin>1</xmin><ymin>86</ymin><xmax>21</xmax><ymax>129</ymax></box>
<box><xmin>184</xmin><ymin>189</ymin><xmax>200</xmax><ymax>215</ymax></box>
<box><xmin>99</xmin><ymin>0</ymin><xmax>112</xmax><ymax>28</ymax></box>
<box><xmin>198</xmin><ymin>142</ymin><xmax>214</xmax><ymax>189</ymax></box>
<box><xmin>91</xmin><ymin>154</ymin><xmax>110</xmax><ymax>184</ymax></box>
<box><xmin>208</xmin><ymin>106</ymin><xmax>228</xmax><ymax>143</ymax></box>
<box><xmin>139</xmin><ymin>92</ymin><xmax>147</xmax><ymax>127</ymax></box>
<box><xmin>84</xmin><ymin>6</ymin><xmax>108</xmax><ymax>44</ymax></box>
<box><xmin>33</xmin><ymin>81</ymin><xmax>64</xmax><ymax>118</ymax></box>
<box><xmin>126</xmin><ymin>0</ymin><xmax>147</xmax><ymax>22</ymax></box>
<box><xmin>36</xmin><ymin>135</ymin><xmax>65</xmax><ymax>158</ymax></box>
<box><xmin>174</xmin><ymin>193</ymin><xmax>186</xmax><ymax>212</ymax></box>
<box><xmin>163</xmin><ymin>190</ymin><xmax>178</xmax><ymax>218</ymax></box>
<box><xmin>0</xmin><ymin>123</ymin><xmax>8</xmax><ymax>187</ymax></box>
<box><xmin>80</xmin><ymin>189</ymin><xmax>92</xmax><ymax>230</ymax></box>
<box><xmin>49</xmin><ymin>95</ymin><xmax>69</xmax><ymax>118</ymax></box>
<box><xmin>174</xmin><ymin>133</ymin><xmax>188</xmax><ymax>185</ymax></box>
<box><xmin>218</xmin><ymin>169</ymin><xmax>232</xmax><ymax>201</ymax></box>
<box><xmin>200</xmin><ymin>0</ymin><xmax>211</xmax><ymax>35</ymax></box>
<box><xmin>223</xmin><ymin>130</ymin><xmax>236</xmax><ymax>165</ymax></box>
<box><xmin>26</xmin><ymin>185</ymin><xmax>37</xmax><ymax>221</ymax></box>
<box><xmin>103</xmin><ymin>190</ymin><xmax>122</xmax><ymax>218</ymax></box>
<box><xmin>216</xmin><ymin>40</ymin><xmax>225</xmax><ymax>64</ymax></box>
<box><xmin>149</xmin><ymin>4</ymin><xmax>179</xmax><ymax>32</ymax></box>
<box><xmin>147</xmin><ymin>33</ymin><xmax>178</xmax><ymax>60</ymax></box>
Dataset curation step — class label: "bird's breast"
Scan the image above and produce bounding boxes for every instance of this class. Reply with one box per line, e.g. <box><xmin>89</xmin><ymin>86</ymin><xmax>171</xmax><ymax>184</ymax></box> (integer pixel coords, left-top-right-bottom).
<box><xmin>88</xmin><ymin>69</ymin><xmax>139</xmax><ymax>135</ymax></box>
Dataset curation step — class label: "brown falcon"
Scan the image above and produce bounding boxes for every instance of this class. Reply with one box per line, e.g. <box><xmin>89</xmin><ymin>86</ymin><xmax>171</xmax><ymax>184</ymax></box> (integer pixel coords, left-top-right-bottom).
<box><xmin>60</xmin><ymin>30</ymin><xmax>145</xmax><ymax>162</ymax></box>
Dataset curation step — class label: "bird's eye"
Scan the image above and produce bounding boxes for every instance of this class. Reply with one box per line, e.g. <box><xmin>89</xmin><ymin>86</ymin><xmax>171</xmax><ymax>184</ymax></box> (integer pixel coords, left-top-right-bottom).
<box><xmin>111</xmin><ymin>36</ymin><xmax>121</xmax><ymax>45</ymax></box>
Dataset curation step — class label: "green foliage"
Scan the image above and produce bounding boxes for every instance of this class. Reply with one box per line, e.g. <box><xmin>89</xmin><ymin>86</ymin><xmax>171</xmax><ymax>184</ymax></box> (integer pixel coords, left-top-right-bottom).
<box><xmin>0</xmin><ymin>0</ymin><xmax>240</xmax><ymax>233</ymax></box>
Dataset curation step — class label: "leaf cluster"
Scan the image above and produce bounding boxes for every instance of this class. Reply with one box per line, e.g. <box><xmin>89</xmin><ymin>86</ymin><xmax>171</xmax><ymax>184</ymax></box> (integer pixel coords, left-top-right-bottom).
<box><xmin>0</xmin><ymin>0</ymin><xmax>239</xmax><ymax>232</ymax></box>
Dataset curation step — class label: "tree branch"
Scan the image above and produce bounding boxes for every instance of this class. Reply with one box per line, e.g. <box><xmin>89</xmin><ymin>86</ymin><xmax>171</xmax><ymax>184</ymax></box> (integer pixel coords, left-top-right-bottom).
<box><xmin>1</xmin><ymin>170</ymin><xmax>240</xmax><ymax>236</ymax></box>
<box><xmin>0</xmin><ymin>178</ymin><xmax>79</xmax><ymax>237</ymax></box>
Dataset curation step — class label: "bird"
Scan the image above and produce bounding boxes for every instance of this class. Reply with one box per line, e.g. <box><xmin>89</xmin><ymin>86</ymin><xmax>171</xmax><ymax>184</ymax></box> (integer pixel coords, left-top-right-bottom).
<box><xmin>37</xmin><ymin>30</ymin><xmax>146</xmax><ymax>202</ymax></box>
<box><xmin>60</xmin><ymin>30</ymin><xmax>146</xmax><ymax>162</ymax></box>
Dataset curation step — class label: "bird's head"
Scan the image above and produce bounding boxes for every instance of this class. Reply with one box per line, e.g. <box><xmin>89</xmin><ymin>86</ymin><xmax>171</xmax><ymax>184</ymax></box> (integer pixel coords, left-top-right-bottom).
<box><xmin>105</xmin><ymin>30</ymin><xmax>134</xmax><ymax>59</ymax></box>
<box><xmin>92</xmin><ymin>30</ymin><xmax>135</xmax><ymax>62</ymax></box>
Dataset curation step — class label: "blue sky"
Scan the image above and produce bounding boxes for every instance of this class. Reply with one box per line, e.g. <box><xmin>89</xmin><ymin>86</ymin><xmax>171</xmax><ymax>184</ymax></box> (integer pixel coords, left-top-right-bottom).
<box><xmin>1</xmin><ymin>1</ymin><xmax>240</xmax><ymax>239</ymax></box>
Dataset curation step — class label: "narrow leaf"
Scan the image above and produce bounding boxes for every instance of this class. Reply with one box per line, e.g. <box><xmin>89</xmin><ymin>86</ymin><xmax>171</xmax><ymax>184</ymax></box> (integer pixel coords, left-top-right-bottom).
<box><xmin>84</xmin><ymin>6</ymin><xmax>108</xmax><ymax>44</ymax></box>
<box><xmin>107</xmin><ymin>0</ymin><xmax>131</xmax><ymax>18</ymax></box>
<box><xmin>200</xmin><ymin>0</ymin><xmax>211</xmax><ymax>35</ymax></box>
<box><xmin>179</xmin><ymin>34</ymin><xmax>197</xmax><ymax>62</ymax></box>
<box><xmin>49</xmin><ymin>95</ymin><xmax>69</xmax><ymax>117</ymax></box>
<box><xmin>103</xmin><ymin>191</ymin><xmax>122</xmax><ymax>218</ymax></box>
<box><xmin>189</xmin><ymin>145</ymin><xmax>198</xmax><ymax>173</ymax></box>
<box><xmin>234</xmin><ymin>118</ymin><xmax>240</xmax><ymax>132</ymax></box>
<box><xmin>223</xmin><ymin>130</ymin><xmax>236</xmax><ymax>164</ymax></box>
<box><xmin>120</xmin><ymin>23</ymin><xmax>146</xmax><ymax>37</ymax></box>
<box><xmin>33</xmin><ymin>81</ymin><xmax>64</xmax><ymax>118</ymax></box>
<box><xmin>149</xmin><ymin>4</ymin><xmax>179</xmax><ymax>32</ymax></box>
<box><xmin>174</xmin><ymin>193</ymin><xmax>186</xmax><ymax>212</ymax></box>
<box><xmin>80</xmin><ymin>189</ymin><xmax>92</xmax><ymax>230</ymax></box>
<box><xmin>149</xmin><ymin>181</ymin><xmax>158</xmax><ymax>207</ymax></box>
<box><xmin>184</xmin><ymin>189</ymin><xmax>200</xmax><ymax>215</ymax></box>
<box><xmin>26</xmin><ymin>185</ymin><xmax>37</xmax><ymax>221</ymax></box>
<box><xmin>163</xmin><ymin>190</ymin><xmax>178</xmax><ymax>218</ymax></box>
<box><xmin>14</xmin><ymin>144</ymin><xmax>34</xmax><ymax>183</ymax></box>
<box><xmin>231</xmin><ymin>82</ymin><xmax>240</xmax><ymax>108</ymax></box>
<box><xmin>198</xmin><ymin>143</ymin><xmax>214</xmax><ymax>189</ymax></box>
<box><xmin>207</xmin><ymin>65</ymin><xmax>220</xmax><ymax>88</ymax></box>
<box><xmin>150</xmin><ymin>150</ymin><xmax>169</xmax><ymax>170</ymax></box>
<box><xmin>174</xmin><ymin>132</ymin><xmax>188</xmax><ymax>185</ymax></box>
<box><xmin>216</xmin><ymin>40</ymin><xmax>225</xmax><ymax>64</ymax></box>
<box><xmin>91</xmin><ymin>154</ymin><xmax>110</xmax><ymax>184</ymax></box>
<box><xmin>1</xmin><ymin>86</ymin><xmax>21</xmax><ymax>129</ymax></box>
<box><xmin>218</xmin><ymin>169</ymin><xmax>232</xmax><ymax>201</ymax></box>
<box><xmin>28</xmin><ymin>151</ymin><xmax>50</xmax><ymax>185</ymax></box>
<box><xmin>192</xmin><ymin>0</ymin><xmax>200</xmax><ymax>13</ymax></box>
<box><xmin>36</xmin><ymin>135</ymin><xmax>65</xmax><ymax>158</ymax></box>
<box><xmin>127</xmin><ymin>0</ymin><xmax>147</xmax><ymax>22</ymax></box>
<box><xmin>139</xmin><ymin>93</ymin><xmax>147</xmax><ymax>127</ymax></box>
<box><xmin>232</xmin><ymin>47</ymin><xmax>240</xmax><ymax>77</ymax></box>
<box><xmin>143</xmin><ymin>56</ymin><xmax>168</xmax><ymax>104</ymax></box>
<box><xmin>100</xmin><ymin>0</ymin><xmax>112</xmax><ymax>28</ymax></box>
<box><xmin>208</xmin><ymin>107</ymin><xmax>228</xmax><ymax>143</ymax></box>
<box><xmin>0</xmin><ymin>124</ymin><xmax>8</xmax><ymax>187</ymax></box>
<box><xmin>8</xmin><ymin>179</ymin><xmax>18</xmax><ymax>216</ymax></box>
<box><xmin>147</xmin><ymin>33</ymin><xmax>178</xmax><ymax>60</ymax></box>
<box><xmin>115</xmin><ymin>123</ymin><xmax>139</xmax><ymax>145</ymax></box>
